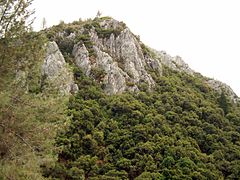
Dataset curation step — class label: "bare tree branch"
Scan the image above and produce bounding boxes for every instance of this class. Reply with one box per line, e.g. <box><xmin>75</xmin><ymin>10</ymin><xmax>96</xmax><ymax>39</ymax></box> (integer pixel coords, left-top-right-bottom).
<box><xmin>0</xmin><ymin>0</ymin><xmax>11</xmax><ymax>24</ymax></box>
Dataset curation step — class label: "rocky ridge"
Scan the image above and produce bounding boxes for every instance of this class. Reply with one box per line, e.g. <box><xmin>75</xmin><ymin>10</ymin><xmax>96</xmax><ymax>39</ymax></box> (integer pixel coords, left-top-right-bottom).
<box><xmin>43</xmin><ymin>17</ymin><xmax>238</xmax><ymax>102</ymax></box>
<box><xmin>207</xmin><ymin>78</ymin><xmax>238</xmax><ymax>103</ymax></box>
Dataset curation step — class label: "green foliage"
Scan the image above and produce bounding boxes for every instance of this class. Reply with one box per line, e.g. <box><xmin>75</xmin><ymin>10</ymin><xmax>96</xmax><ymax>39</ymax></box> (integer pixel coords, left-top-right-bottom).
<box><xmin>135</xmin><ymin>172</ymin><xmax>164</xmax><ymax>179</ymax></box>
<box><xmin>46</xmin><ymin>67</ymin><xmax>240</xmax><ymax>179</ymax></box>
<box><xmin>0</xmin><ymin>0</ymin><xmax>34</xmax><ymax>39</ymax></box>
<box><xmin>44</xmin><ymin>16</ymin><xmax>126</xmax><ymax>60</ymax></box>
<box><xmin>91</xmin><ymin>67</ymin><xmax>106</xmax><ymax>82</ymax></box>
<box><xmin>76</xmin><ymin>34</ymin><xmax>96</xmax><ymax>58</ymax></box>
<box><xmin>90</xmin><ymin>18</ymin><xmax>126</xmax><ymax>38</ymax></box>
<box><xmin>218</xmin><ymin>91</ymin><xmax>230</xmax><ymax>115</ymax></box>
<box><xmin>1</xmin><ymin>7</ymin><xmax>240</xmax><ymax>179</ymax></box>
<box><xmin>0</xmin><ymin>1</ymin><xmax>69</xmax><ymax>179</ymax></box>
<box><xmin>140</xmin><ymin>43</ymin><xmax>156</xmax><ymax>58</ymax></box>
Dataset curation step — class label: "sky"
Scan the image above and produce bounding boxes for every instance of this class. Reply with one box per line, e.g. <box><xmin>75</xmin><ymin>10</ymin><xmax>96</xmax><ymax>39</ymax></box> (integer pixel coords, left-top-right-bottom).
<box><xmin>33</xmin><ymin>0</ymin><xmax>240</xmax><ymax>96</ymax></box>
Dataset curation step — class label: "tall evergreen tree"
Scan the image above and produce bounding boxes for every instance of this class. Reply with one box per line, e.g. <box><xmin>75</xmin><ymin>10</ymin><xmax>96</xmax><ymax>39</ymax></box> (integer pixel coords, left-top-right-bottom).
<box><xmin>0</xmin><ymin>1</ymin><xmax>66</xmax><ymax>179</ymax></box>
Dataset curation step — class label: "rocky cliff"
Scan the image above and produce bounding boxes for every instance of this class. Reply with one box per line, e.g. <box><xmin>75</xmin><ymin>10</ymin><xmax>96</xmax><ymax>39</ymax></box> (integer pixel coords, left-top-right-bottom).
<box><xmin>41</xmin><ymin>41</ymin><xmax>78</xmax><ymax>95</ymax></box>
<box><xmin>43</xmin><ymin>17</ymin><xmax>238</xmax><ymax>102</ymax></box>
<box><xmin>71</xmin><ymin>19</ymin><xmax>159</xmax><ymax>94</ymax></box>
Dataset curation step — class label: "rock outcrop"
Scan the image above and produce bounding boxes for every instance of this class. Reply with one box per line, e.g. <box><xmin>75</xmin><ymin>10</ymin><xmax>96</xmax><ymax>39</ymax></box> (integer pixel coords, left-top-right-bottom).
<box><xmin>72</xmin><ymin>43</ymin><xmax>91</xmax><ymax>76</ymax></box>
<box><xmin>46</xmin><ymin>17</ymin><xmax>238</xmax><ymax>102</ymax></box>
<box><xmin>151</xmin><ymin>48</ymin><xmax>238</xmax><ymax>102</ymax></box>
<box><xmin>207</xmin><ymin>79</ymin><xmax>238</xmax><ymax>103</ymax></box>
<box><xmin>42</xmin><ymin>41</ymin><xmax>78</xmax><ymax>95</ymax></box>
<box><xmin>72</xmin><ymin>20</ymin><xmax>160</xmax><ymax>94</ymax></box>
<box><xmin>151</xmin><ymin>49</ymin><xmax>195</xmax><ymax>75</ymax></box>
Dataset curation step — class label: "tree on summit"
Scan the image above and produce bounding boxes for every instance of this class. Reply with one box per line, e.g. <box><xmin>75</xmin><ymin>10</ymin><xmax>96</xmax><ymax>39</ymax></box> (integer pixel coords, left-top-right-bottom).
<box><xmin>96</xmin><ymin>10</ymin><xmax>102</xmax><ymax>18</ymax></box>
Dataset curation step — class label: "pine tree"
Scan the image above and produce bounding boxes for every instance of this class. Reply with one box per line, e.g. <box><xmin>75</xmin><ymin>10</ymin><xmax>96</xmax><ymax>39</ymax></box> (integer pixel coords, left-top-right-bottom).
<box><xmin>0</xmin><ymin>1</ymin><xmax>67</xmax><ymax>179</ymax></box>
<box><xmin>0</xmin><ymin>0</ymin><xmax>34</xmax><ymax>38</ymax></box>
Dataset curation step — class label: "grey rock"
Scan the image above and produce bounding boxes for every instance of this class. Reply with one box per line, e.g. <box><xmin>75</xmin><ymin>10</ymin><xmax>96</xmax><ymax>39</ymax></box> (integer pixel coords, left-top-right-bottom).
<box><xmin>206</xmin><ymin>79</ymin><xmax>238</xmax><ymax>103</ymax></box>
<box><xmin>108</xmin><ymin>28</ymin><xmax>155</xmax><ymax>87</ymax></box>
<box><xmin>99</xmin><ymin>18</ymin><xmax>123</xmax><ymax>30</ymax></box>
<box><xmin>69</xmin><ymin>18</ymin><xmax>238</xmax><ymax>101</ymax></box>
<box><xmin>173</xmin><ymin>56</ymin><xmax>194</xmax><ymax>75</ymax></box>
<box><xmin>72</xmin><ymin>43</ymin><xmax>91</xmax><ymax>75</ymax></box>
<box><xmin>70</xmin><ymin>83</ymin><xmax>79</xmax><ymax>94</ymax></box>
<box><xmin>42</xmin><ymin>41</ymin><xmax>76</xmax><ymax>95</ymax></box>
<box><xmin>144</xmin><ymin>56</ymin><xmax>162</xmax><ymax>75</ymax></box>
<box><xmin>74</xmin><ymin>25</ymin><xmax>156</xmax><ymax>94</ymax></box>
<box><xmin>15</xmin><ymin>70</ymin><xmax>27</xmax><ymax>88</ymax></box>
<box><xmin>42</xmin><ymin>41</ymin><xmax>66</xmax><ymax>77</ymax></box>
<box><xmin>67</xmin><ymin>32</ymin><xmax>76</xmax><ymax>40</ymax></box>
<box><xmin>152</xmin><ymin>49</ymin><xmax>195</xmax><ymax>75</ymax></box>
<box><xmin>94</xmin><ymin>46</ymin><xmax>130</xmax><ymax>94</ymax></box>
<box><xmin>115</xmin><ymin>28</ymin><xmax>154</xmax><ymax>85</ymax></box>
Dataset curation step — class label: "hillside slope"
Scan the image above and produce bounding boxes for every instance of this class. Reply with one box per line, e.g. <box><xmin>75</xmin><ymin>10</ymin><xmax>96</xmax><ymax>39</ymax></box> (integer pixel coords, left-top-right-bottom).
<box><xmin>38</xmin><ymin>17</ymin><xmax>240</xmax><ymax>179</ymax></box>
<box><xmin>1</xmin><ymin>15</ymin><xmax>240</xmax><ymax>179</ymax></box>
<box><xmin>43</xmin><ymin>17</ymin><xmax>238</xmax><ymax>102</ymax></box>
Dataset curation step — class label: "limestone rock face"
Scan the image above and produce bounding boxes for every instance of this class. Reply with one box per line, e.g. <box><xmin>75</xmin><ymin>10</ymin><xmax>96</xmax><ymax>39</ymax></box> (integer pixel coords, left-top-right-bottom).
<box><xmin>42</xmin><ymin>42</ymin><xmax>66</xmax><ymax>77</ymax></box>
<box><xmin>42</xmin><ymin>41</ymin><xmax>77</xmax><ymax>95</ymax></box>
<box><xmin>152</xmin><ymin>49</ymin><xmax>195</xmax><ymax>75</ymax></box>
<box><xmin>73</xmin><ymin>22</ymin><xmax>159</xmax><ymax>94</ymax></box>
<box><xmin>49</xmin><ymin>17</ymin><xmax>238</xmax><ymax>101</ymax></box>
<box><xmin>114</xmin><ymin>28</ymin><xmax>155</xmax><ymax>87</ymax></box>
<box><xmin>94</xmin><ymin>46</ymin><xmax>136</xmax><ymax>94</ymax></box>
<box><xmin>150</xmin><ymin>48</ymin><xmax>238</xmax><ymax>102</ymax></box>
<box><xmin>207</xmin><ymin>79</ymin><xmax>238</xmax><ymax>103</ymax></box>
<box><xmin>72</xmin><ymin>43</ymin><xmax>91</xmax><ymax>76</ymax></box>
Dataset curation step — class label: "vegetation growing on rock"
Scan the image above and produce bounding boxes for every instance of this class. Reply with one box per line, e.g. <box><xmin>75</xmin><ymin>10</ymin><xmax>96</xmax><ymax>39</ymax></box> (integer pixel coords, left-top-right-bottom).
<box><xmin>1</xmin><ymin>1</ymin><xmax>240</xmax><ymax>179</ymax></box>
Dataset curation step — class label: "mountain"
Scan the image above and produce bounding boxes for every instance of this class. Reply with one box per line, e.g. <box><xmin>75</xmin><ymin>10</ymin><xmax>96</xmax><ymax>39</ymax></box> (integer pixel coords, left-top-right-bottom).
<box><xmin>42</xmin><ymin>17</ymin><xmax>238</xmax><ymax>102</ymax></box>
<box><xmin>1</xmin><ymin>16</ymin><xmax>240</xmax><ymax>179</ymax></box>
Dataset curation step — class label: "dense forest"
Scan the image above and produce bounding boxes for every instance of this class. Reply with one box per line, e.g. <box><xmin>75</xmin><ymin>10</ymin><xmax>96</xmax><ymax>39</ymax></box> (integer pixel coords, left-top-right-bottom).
<box><xmin>1</xmin><ymin>0</ymin><xmax>240</xmax><ymax>179</ymax></box>
<box><xmin>41</xmin><ymin>67</ymin><xmax>240</xmax><ymax>179</ymax></box>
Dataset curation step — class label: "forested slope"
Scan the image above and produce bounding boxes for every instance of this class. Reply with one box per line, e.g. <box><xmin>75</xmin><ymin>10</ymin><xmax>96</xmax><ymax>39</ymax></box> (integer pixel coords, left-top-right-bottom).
<box><xmin>1</xmin><ymin>1</ymin><xmax>240</xmax><ymax>179</ymax></box>
<box><xmin>43</xmin><ymin>66</ymin><xmax>240</xmax><ymax>179</ymax></box>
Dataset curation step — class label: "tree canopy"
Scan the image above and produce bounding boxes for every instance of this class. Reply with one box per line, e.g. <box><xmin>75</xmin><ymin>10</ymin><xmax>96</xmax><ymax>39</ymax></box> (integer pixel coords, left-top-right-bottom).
<box><xmin>43</xmin><ymin>64</ymin><xmax>240</xmax><ymax>179</ymax></box>
<box><xmin>1</xmin><ymin>7</ymin><xmax>240</xmax><ymax>180</ymax></box>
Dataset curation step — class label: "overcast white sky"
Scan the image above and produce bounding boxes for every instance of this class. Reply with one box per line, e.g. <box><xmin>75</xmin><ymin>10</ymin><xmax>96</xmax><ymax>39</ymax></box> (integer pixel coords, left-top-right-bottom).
<box><xmin>33</xmin><ymin>0</ymin><xmax>240</xmax><ymax>96</ymax></box>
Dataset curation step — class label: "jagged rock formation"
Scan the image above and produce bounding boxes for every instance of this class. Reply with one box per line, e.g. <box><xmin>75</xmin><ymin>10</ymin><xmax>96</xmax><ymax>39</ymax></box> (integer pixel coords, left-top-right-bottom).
<box><xmin>44</xmin><ymin>17</ymin><xmax>238</xmax><ymax>101</ymax></box>
<box><xmin>152</xmin><ymin>49</ymin><xmax>195</xmax><ymax>75</ymax></box>
<box><xmin>149</xmin><ymin>49</ymin><xmax>239</xmax><ymax>102</ymax></box>
<box><xmin>71</xmin><ymin>19</ymin><xmax>160</xmax><ymax>94</ymax></box>
<box><xmin>207</xmin><ymin>79</ymin><xmax>238</xmax><ymax>103</ymax></box>
<box><xmin>42</xmin><ymin>41</ymin><xmax>78</xmax><ymax>95</ymax></box>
